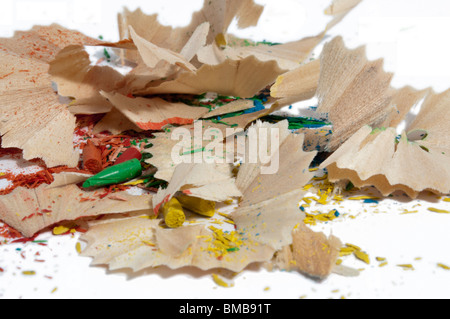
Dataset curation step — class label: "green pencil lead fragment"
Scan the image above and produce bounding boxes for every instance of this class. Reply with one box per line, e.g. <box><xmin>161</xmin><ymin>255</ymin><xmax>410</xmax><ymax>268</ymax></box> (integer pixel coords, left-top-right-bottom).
<box><xmin>82</xmin><ymin>159</ymin><xmax>142</xmax><ymax>189</ymax></box>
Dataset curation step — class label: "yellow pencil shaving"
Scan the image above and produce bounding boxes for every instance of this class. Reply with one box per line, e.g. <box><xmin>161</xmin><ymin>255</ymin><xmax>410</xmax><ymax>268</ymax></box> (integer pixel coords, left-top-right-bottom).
<box><xmin>345</xmin><ymin>243</ymin><xmax>362</xmax><ymax>251</ymax></box>
<box><xmin>123</xmin><ymin>179</ymin><xmax>146</xmax><ymax>186</ymax></box>
<box><xmin>75</xmin><ymin>242</ymin><xmax>82</xmax><ymax>254</ymax></box>
<box><xmin>401</xmin><ymin>209</ymin><xmax>418</xmax><ymax>215</ymax></box>
<box><xmin>437</xmin><ymin>263</ymin><xmax>450</xmax><ymax>270</ymax></box>
<box><xmin>162</xmin><ymin>197</ymin><xmax>185</xmax><ymax>228</ymax></box>
<box><xmin>303</xmin><ymin>184</ymin><xmax>314</xmax><ymax>191</ymax></box>
<box><xmin>304</xmin><ymin>210</ymin><xmax>339</xmax><ymax>226</ymax></box>
<box><xmin>176</xmin><ymin>194</ymin><xmax>216</xmax><ymax>217</ymax></box>
<box><xmin>141</xmin><ymin>240</ymin><xmax>156</xmax><ymax>247</ymax></box>
<box><xmin>397</xmin><ymin>264</ymin><xmax>415</xmax><ymax>270</ymax></box>
<box><xmin>428</xmin><ymin>208</ymin><xmax>450</xmax><ymax>214</ymax></box>
<box><xmin>223</xmin><ymin>199</ymin><xmax>234</xmax><ymax>205</ymax></box>
<box><xmin>379</xmin><ymin>262</ymin><xmax>388</xmax><ymax>268</ymax></box>
<box><xmin>212</xmin><ymin>274</ymin><xmax>233</xmax><ymax>288</ymax></box>
<box><xmin>53</xmin><ymin>225</ymin><xmax>71</xmax><ymax>235</ymax></box>
<box><xmin>314</xmin><ymin>193</ymin><xmax>329</xmax><ymax>205</ymax></box>
<box><xmin>312</xmin><ymin>174</ymin><xmax>328</xmax><ymax>181</ymax></box>
<box><xmin>207</xmin><ymin>226</ymin><xmax>243</xmax><ymax>258</ymax></box>
<box><xmin>354</xmin><ymin>250</ymin><xmax>370</xmax><ymax>264</ymax></box>
<box><xmin>348</xmin><ymin>196</ymin><xmax>380</xmax><ymax>201</ymax></box>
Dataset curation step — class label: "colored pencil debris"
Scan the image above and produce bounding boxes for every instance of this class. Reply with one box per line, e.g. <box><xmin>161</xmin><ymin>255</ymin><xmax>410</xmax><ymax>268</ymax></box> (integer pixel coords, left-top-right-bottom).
<box><xmin>0</xmin><ymin>0</ymin><xmax>449</xmax><ymax>291</ymax></box>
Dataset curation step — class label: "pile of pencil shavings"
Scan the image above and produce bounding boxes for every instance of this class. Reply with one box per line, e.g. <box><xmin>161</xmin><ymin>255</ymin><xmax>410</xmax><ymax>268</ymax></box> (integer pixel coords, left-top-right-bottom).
<box><xmin>0</xmin><ymin>0</ymin><xmax>448</xmax><ymax>282</ymax></box>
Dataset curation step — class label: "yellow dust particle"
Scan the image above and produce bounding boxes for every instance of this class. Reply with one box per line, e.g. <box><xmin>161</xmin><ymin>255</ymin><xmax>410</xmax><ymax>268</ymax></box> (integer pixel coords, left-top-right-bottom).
<box><xmin>22</xmin><ymin>270</ymin><xmax>36</xmax><ymax>276</ymax></box>
<box><xmin>428</xmin><ymin>208</ymin><xmax>450</xmax><ymax>214</ymax></box>
<box><xmin>376</xmin><ymin>257</ymin><xmax>386</xmax><ymax>262</ymax></box>
<box><xmin>264</xmin><ymin>287</ymin><xmax>271</xmax><ymax>292</ymax></box>
<box><xmin>336</xmin><ymin>259</ymin><xmax>343</xmax><ymax>266</ymax></box>
<box><xmin>51</xmin><ymin>287</ymin><xmax>58</xmax><ymax>294</ymax></box>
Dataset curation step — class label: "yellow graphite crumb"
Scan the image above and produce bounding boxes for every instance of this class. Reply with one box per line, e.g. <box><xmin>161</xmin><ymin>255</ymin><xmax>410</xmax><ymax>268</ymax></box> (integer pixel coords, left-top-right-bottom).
<box><xmin>141</xmin><ymin>240</ymin><xmax>156</xmax><ymax>247</ymax></box>
<box><xmin>212</xmin><ymin>274</ymin><xmax>233</xmax><ymax>288</ymax></box>
<box><xmin>304</xmin><ymin>210</ymin><xmax>339</xmax><ymax>226</ymax></box>
<box><xmin>397</xmin><ymin>264</ymin><xmax>415</xmax><ymax>271</ymax></box>
<box><xmin>354</xmin><ymin>250</ymin><xmax>370</xmax><ymax>265</ymax></box>
<box><xmin>428</xmin><ymin>208</ymin><xmax>450</xmax><ymax>214</ymax></box>
<box><xmin>207</xmin><ymin>226</ymin><xmax>243</xmax><ymax>258</ymax></box>
<box><xmin>312</xmin><ymin>174</ymin><xmax>328</xmax><ymax>181</ymax></box>
<box><xmin>75</xmin><ymin>242</ymin><xmax>82</xmax><ymax>254</ymax></box>
<box><xmin>348</xmin><ymin>196</ymin><xmax>380</xmax><ymax>201</ymax></box>
<box><xmin>53</xmin><ymin>225</ymin><xmax>71</xmax><ymax>235</ymax></box>
<box><xmin>437</xmin><ymin>263</ymin><xmax>450</xmax><ymax>270</ymax></box>
<box><xmin>400</xmin><ymin>209</ymin><xmax>418</xmax><ymax>215</ymax></box>
<box><xmin>340</xmin><ymin>244</ymin><xmax>370</xmax><ymax>264</ymax></box>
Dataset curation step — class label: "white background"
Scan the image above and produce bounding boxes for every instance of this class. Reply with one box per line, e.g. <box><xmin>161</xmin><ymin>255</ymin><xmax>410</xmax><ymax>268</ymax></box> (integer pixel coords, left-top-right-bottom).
<box><xmin>1</xmin><ymin>0</ymin><xmax>450</xmax><ymax>299</ymax></box>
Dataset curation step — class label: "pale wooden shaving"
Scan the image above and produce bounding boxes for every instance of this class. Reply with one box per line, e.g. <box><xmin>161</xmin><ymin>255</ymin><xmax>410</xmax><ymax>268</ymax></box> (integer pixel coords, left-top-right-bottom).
<box><xmin>270</xmin><ymin>59</ymin><xmax>321</xmax><ymax>109</ymax></box>
<box><xmin>271</xmin><ymin>224</ymin><xmax>342</xmax><ymax>279</ymax></box>
<box><xmin>153</xmin><ymin>163</ymin><xmax>241</xmax><ymax>215</ymax></box>
<box><xmin>49</xmin><ymin>45</ymin><xmax>124</xmax><ymax>115</ymax></box>
<box><xmin>118</xmin><ymin>0</ymin><xmax>263</xmax><ymax>53</ymax></box>
<box><xmin>316</xmin><ymin>36</ymin><xmax>394</xmax><ymax>151</ymax></box>
<box><xmin>80</xmin><ymin>216</ymin><xmax>275</xmax><ymax>273</ymax></box>
<box><xmin>0</xmin><ymin>184</ymin><xmax>152</xmax><ymax>238</ymax></box>
<box><xmin>100</xmin><ymin>92</ymin><xmax>209</xmax><ymax>130</ymax></box>
<box><xmin>134</xmin><ymin>55</ymin><xmax>285</xmax><ymax>98</ymax></box>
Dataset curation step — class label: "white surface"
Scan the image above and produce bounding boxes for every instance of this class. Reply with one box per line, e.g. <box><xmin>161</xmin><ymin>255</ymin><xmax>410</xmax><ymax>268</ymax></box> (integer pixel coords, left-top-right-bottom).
<box><xmin>1</xmin><ymin>0</ymin><xmax>450</xmax><ymax>299</ymax></box>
